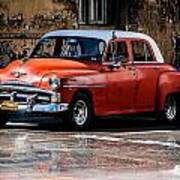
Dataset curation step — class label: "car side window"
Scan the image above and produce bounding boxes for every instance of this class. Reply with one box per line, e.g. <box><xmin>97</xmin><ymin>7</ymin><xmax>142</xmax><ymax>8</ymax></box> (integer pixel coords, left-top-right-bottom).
<box><xmin>107</xmin><ymin>41</ymin><xmax>128</xmax><ymax>62</ymax></box>
<box><xmin>34</xmin><ymin>38</ymin><xmax>56</xmax><ymax>58</ymax></box>
<box><xmin>132</xmin><ymin>41</ymin><xmax>154</xmax><ymax>62</ymax></box>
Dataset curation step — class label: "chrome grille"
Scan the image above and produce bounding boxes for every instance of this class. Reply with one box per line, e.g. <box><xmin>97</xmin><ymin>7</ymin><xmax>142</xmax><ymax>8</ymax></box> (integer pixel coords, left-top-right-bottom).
<box><xmin>0</xmin><ymin>84</ymin><xmax>53</xmax><ymax>104</ymax></box>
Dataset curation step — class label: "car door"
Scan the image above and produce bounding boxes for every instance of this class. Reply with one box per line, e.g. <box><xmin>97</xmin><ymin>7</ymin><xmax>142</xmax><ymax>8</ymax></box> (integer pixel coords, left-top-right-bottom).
<box><xmin>105</xmin><ymin>39</ymin><xmax>136</xmax><ymax>114</ymax></box>
<box><xmin>131</xmin><ymin>39</ymin><xmax>160</xmax><ymax>112</ymax></box>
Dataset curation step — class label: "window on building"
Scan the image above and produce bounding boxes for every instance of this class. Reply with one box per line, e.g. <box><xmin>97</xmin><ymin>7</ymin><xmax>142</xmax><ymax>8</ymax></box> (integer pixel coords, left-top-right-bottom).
<box><xmin>78</xmin><ymin>0</ymin><xmax>88</xmax><ymax>24</ymax></box>
<box><xmin>132</xmin><ymin>41</ymin><xmax>154</xmax><ymax>62</ymax></box>
<box><xmin>79</xmin><ymin>0</ymin><xmax>107</xmax><ymax>25</ymax></box>
<box><xmin>179</xmin><ymin>1</ymin><xmax>180</xmax><ymax>20</ymax></box>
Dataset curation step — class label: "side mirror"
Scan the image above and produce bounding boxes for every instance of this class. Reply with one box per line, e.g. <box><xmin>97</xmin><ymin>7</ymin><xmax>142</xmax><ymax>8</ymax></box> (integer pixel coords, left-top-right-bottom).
<box><xmin>102</xmin><ymin>60</ymin><xmax>122</xmax><ymax>70</ymax></box>
<box><xmin>109</xmin><ymin>61</ymin><xmax>122</xmax><ymax>69</ymax></box>
<box><xmin>21</xmin><ymin>56</ymin><xmax>29</xmax><ymax>62</ymax></box>
<box><xmin>103</xmin><ymin>54</ymin><xmax>126</xmax><ymax>69</ymax></box>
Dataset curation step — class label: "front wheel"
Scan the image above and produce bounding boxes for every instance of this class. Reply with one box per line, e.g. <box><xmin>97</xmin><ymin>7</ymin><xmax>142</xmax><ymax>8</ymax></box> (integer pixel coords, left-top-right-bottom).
<box><xmin>0</xmin><ymin>113</ymin><xmax>8</xmax><ymax>128</ymax></box>
<box><xmin>69</xmin><ymin>93</ymin><xmax>93</xmax><ymax>130</ymax></box>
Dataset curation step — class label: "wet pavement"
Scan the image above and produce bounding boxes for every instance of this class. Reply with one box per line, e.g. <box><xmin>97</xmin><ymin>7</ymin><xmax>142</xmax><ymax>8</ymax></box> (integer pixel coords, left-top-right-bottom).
<box><xmin>0</xmin><ymin>119</ymin><xmax>180</xmax><ymax>179</ymax></box>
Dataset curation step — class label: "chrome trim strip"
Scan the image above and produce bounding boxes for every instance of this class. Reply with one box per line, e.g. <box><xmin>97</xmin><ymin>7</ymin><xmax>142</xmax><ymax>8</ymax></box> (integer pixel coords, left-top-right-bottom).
<box><xmin>63</xmin><ymin>84</ymin><xmax>106</xmax><ymax>88</ymax></box>
<box><xmin>0</xmin><ymin>94</ymin><xmax>50</xmax><ymax>101</ymax></box>
<box><xmin>0</xmin><ymin>85</ymin><xmax>54</xmax><ymax>95</ymax></box>
<box><xmin>1</xmin><ymin>81</ymin><xmax>33</xmax><ymax>86</ymax></box>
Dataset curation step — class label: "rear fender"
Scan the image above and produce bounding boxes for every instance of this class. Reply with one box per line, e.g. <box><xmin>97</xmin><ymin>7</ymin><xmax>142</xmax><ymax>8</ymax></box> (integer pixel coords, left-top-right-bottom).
<box><xmin>158</xmin><ymin>72</ymin><xmax>180</xmax><ymax>111</ymax></box>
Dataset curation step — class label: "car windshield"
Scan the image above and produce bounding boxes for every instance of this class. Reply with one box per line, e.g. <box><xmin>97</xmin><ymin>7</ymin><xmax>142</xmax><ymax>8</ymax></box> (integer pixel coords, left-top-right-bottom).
<box><xmin>31</xmin><ymin>37</ymin><xmax>106</xmax><ymax>61</ymax></box>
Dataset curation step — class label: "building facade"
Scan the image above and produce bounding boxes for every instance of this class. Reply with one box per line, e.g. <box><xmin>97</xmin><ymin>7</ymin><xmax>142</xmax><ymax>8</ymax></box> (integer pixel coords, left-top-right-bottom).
<box><xmin>77</xmin><ymin>0</ymin><xmax>180</xmax><ymax>63</ymax></box>
<box><xmin>0</xmin><ymin>0</ymin><xmax>179</xmax><ymax>64</ymax></box>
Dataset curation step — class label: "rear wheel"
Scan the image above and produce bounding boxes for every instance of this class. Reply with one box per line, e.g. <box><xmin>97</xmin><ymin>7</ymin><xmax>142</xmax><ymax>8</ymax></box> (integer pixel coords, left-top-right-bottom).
<box><xmin>164</xmin><ymin>96</ymin><xmax>177</xmax><ymax>122</ymax></box>
<box><xmin>158</xmin><ymin>96</ymin><xmax>179</xmax><ymax>124</ymax></box>
<box><xmin>69</xmin><ymin>93</ymin><xmax>93</xmax><ymax>130</ymax></box>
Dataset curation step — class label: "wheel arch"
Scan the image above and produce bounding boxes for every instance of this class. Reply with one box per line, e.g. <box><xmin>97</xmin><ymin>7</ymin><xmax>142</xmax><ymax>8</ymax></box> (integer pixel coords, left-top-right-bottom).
<box><xmin>70</xmin><ymin>88</ymin><xmax>95</xmax><ymax>113</ymax></box>
<box><xmin>158</xmin><ymin>91</ymin><xmax>180</xmax><ymax>111</ymax></box>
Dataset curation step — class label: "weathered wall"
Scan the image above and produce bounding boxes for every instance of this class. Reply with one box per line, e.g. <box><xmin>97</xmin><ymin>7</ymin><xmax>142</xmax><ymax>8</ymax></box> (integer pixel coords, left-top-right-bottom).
<box><xmin>0</xmin><ymin>0</ymin><xmax>71</xmax><ymax>16</ymax></box>
<box><xmin>129</xmin><ymin>0</ymin><xmax>180</xmax><ymax>62</ymax></box>
<box><xmin>0</xmin><ymin>0</ymin><xmax>77</xmax><ymax>33</ymax></box>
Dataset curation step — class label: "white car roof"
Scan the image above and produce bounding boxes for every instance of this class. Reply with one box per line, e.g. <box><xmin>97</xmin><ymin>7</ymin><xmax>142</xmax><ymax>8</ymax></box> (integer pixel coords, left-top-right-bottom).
<box><xmin>42</xmin><ymin>30</ymin><xmax>164</xmax><ymax>63</ymax></box>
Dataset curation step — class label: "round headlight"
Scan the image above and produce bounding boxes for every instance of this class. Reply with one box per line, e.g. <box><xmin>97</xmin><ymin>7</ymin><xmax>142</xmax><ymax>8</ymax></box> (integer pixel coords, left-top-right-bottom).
<box><xmin>49</xmin><ymin>76</ymin><xmax>61</xmax><ymax>91</ymax></box>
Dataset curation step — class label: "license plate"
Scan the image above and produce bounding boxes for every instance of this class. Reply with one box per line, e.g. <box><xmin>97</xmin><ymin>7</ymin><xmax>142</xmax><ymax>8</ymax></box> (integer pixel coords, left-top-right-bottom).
<box><xmin>1</xmin><ymin>101</ymin><xmax>18</xmax><ymax>111</ymax></box>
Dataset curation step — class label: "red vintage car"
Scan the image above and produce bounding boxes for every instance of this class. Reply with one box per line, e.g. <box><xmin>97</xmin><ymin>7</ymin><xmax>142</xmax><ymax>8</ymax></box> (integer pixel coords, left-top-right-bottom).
<box><xmin>0</xmin><ymin>30</ymin><xmax>180</xmax><ymax>129</ymax></box>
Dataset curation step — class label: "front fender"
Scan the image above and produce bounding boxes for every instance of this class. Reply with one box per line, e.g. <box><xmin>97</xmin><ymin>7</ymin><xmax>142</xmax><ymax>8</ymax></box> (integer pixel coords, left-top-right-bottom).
<box><xmin>158</xmin><ymin>72</ymin><xmax>180</xmax><ymax>111</ymax></box>
<box><xmin>61</xmin><ymin>74</ymin><xmax>108</xmax><ymax>116</ymax></box>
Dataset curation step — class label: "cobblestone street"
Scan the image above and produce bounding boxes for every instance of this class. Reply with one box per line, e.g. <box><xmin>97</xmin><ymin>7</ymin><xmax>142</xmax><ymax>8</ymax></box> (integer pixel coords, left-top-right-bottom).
<box><xmin>0</xmin><ymin>119</ymin><xmax>180</xmax><ymax>179</ymax></box>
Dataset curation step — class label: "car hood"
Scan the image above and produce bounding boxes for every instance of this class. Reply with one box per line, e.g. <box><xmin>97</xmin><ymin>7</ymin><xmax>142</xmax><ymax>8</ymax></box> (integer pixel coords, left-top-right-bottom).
<box><xmin>0</xmin><ymin>58</ymin><xmax>99</xmax><ymax>87</ymax></box>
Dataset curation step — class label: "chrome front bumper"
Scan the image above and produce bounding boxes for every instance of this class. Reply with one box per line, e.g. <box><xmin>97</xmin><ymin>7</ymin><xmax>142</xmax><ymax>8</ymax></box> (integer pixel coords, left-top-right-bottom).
<box><xmin>0</xmin><ymin>103</ymin><xmax>69</xmax><ymax>113</ymax></box>
<box><xmin>0</xmin><ymin>84</ymin><xmax>69</xmax><ymax>113</ymax></box>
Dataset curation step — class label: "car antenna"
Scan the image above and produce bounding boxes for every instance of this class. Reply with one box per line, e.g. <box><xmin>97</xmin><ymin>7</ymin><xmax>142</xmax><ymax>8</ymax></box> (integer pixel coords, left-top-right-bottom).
<box><xmin>112</xmin><ymin>30</ymin><xmax>117</xmax><ymax>40</ymax></box>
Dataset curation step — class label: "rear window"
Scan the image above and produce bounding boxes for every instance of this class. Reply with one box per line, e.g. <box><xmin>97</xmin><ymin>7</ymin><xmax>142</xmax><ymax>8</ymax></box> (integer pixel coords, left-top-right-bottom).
<box><xmin>132</xmin><ymin>41</ymin><xmax>154</xmax><ymax>62</ymax></box>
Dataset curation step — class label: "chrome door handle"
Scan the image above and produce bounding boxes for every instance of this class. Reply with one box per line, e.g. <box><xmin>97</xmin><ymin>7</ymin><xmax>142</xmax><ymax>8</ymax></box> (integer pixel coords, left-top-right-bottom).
<box><xmin>153</xmin><ymin>67</ymin><xmax>159</xmax><ymax>70</ymax></box>
<box><xmin>128</xmin><ymin>66</ymin><xmax>136</xmax><ymax>71</ymax></box>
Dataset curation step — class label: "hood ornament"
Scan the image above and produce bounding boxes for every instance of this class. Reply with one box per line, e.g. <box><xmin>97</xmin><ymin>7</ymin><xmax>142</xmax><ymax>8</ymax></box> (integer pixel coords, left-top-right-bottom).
<box><xmin>11</xmin><ymin>70</ymin><xmax>27</xmax><ymax>78</ymax></box>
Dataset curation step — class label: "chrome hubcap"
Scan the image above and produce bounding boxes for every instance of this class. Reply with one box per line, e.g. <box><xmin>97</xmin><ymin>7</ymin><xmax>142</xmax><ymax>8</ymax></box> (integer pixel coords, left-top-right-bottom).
<box><xmin>73</xmin><ymin>100</ymin><xmax>88</xmax><ymax>126</ymax></box>
<box><xmin>164</xmin><ymin>97</ymin><xmax>177</xmax><ymax>121</ymax></box>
